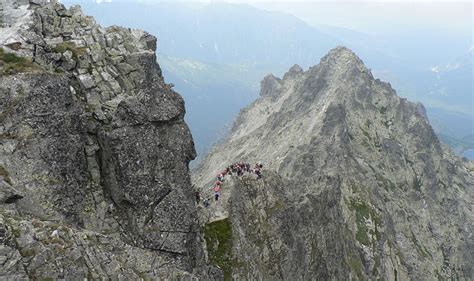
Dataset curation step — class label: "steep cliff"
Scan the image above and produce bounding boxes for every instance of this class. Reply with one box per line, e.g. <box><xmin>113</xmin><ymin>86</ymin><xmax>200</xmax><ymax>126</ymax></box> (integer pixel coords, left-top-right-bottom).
<box><xmin>193</xmin><ymin>47</ymin><xmax>474</xmax><ymax>279</ymax></box>
<box><xmin>0</xmin><ymin>1</ymin><xmax>219</xmax><ymax>279</ymax></box>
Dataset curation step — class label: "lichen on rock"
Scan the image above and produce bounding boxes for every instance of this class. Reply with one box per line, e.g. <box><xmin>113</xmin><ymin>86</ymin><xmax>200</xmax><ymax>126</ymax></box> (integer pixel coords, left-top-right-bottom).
<box><xmin>0</xmin><ymin>0</ymin><xmax>217</xmax><ymax>279</ymax></box>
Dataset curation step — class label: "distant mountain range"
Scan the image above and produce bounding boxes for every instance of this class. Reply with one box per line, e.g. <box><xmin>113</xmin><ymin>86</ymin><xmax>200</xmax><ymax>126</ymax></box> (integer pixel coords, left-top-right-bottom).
<box><xmin>63</xmin><ymin>0</ymin><xmax>473</xmax><ymax>160</ymax></box>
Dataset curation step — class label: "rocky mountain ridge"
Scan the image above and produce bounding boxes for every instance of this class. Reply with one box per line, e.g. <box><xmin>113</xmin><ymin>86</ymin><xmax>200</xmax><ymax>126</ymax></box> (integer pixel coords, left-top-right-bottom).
<box><xmin>1</xmin><ymin>1</ymin><xmax>472</xmax><ymax>279</ymax></box>
<box><xmin>193</xmin><ymin>47</ymin><xmax>474</xmax><ymax>279</ymax></box>
<box><xmin>0</xmin><ymin>0</ymin><xmax>220</xmax><ymax>279</ymax></box>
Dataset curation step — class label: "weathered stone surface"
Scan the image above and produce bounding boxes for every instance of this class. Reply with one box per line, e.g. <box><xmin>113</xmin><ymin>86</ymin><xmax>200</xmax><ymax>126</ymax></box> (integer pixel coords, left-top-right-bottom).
<box><xmin>78</xmin><ymin>73</ymin><xmax>96</xmax><ymax>89</ymax></box>
<box><xmin>194</xmin><ymin>47</ymin><xmax>474</xmax><ymax>280</ymax></box>
<box><xmin>259</xmin><ymin>74</ymin><xmax>282</xmax><ymax>98</ymax></box>
<box><xmin>1</xmin><ymin>0</ymin><xmax>218</xmax><ymax>279</ymax></box>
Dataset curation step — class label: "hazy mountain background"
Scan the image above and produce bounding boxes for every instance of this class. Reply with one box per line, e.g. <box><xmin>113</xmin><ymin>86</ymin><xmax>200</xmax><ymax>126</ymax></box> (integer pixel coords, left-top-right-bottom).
<box><xmin>61</xmin><ymin>0</ymin><xmax>473</xmax><ymax>162</ymax></box>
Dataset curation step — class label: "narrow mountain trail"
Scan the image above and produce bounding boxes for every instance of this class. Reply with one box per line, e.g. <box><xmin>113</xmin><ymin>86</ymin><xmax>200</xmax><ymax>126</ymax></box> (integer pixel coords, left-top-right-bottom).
<box><xmin>196</xmin><ymin>167</ymin><xmax>265</xmax><ymax>224</ymax></box>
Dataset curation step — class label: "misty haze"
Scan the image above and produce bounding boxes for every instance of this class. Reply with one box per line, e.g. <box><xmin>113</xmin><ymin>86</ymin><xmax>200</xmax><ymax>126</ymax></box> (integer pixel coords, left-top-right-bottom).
<box><xmin>0</xmin><ymin>0</ymin><xmax>472</xmax><ymax>280</ymax></box>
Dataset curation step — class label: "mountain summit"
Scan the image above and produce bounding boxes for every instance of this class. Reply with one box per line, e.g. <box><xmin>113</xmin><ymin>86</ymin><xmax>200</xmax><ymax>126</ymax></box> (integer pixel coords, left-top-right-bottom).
<box><xmin>193</xmin><ymin>46</ymin><xmax>473</xmax><ymax>279</ymax></box>
<box><xmin>318</xmin><ymin>45</ymin><xmax>366</xmax><ymax>69</ymax></box>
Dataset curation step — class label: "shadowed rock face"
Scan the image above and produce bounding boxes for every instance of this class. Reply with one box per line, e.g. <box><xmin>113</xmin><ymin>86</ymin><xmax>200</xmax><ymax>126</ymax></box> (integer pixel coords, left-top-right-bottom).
<box><xmin>194</xmin><ymin>46</ymin><xmax>474</xmax><ymax>280</ymax></box>
<box><xmin>0</xmin><ymin>1</ymin><xmax>220</xmax><ymax>279</ymax></box>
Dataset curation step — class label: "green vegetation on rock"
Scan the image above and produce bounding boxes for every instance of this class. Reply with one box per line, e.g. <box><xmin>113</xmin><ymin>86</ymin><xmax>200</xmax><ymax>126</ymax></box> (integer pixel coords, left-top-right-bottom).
<box><xmin>0</xmin><ymin>48</ymin><xmax>39</xmax><ymax>75</ymax></box>
<box><xmin>51</xmin><ymin>42</ymin><xmax>87</xmax><ymax>60</ymax></box>
<box><xmin>349</xmin><ymin>199</ymin><xmax>381</xmax><ymax>246</ymax></box>
<box><xmin>203</xmin><ymin>218</ymin><xmax>234</xmax><ymax>280</ymax></box>
<box><xmin>348</xmin><ymin>254</ymin><xmax>364</xmax><ymax>279</ymax></box>
<box><xmin>19</xmin><ymin>247</ymin><xmax>38</xmax><ymax>258</ymax></box>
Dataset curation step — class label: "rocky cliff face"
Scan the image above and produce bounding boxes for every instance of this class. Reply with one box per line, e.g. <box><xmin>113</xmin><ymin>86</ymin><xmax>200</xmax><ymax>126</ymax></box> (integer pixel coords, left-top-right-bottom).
<box><xmin>193</xmin><ymin>47</ymin><xmax>474</xmax><ymax>279</ymax></box>
<box><xmin>0</xmin><ymin>1</ymin><xmax>219</xmax><ymax>279</ymax></box>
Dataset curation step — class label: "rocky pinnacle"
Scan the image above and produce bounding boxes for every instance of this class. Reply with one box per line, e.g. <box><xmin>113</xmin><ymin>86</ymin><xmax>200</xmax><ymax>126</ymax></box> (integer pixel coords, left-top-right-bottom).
<box><xmin>193</xmin><ymin>46</ymin><xmax>474</xmax><ymax>279</ymax></box>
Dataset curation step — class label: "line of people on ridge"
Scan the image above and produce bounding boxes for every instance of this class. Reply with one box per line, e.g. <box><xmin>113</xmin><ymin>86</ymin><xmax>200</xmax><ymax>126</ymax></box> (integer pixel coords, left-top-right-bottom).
<box><xmin>195</xmin><ymin>162</ymin><xmax>264</xmax><ymax>208</ymax></box>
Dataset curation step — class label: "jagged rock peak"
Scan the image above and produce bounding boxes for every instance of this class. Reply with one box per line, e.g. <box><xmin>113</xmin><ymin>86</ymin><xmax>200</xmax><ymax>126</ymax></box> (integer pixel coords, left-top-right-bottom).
<box><xmin>283</xmin><ymin>63</ymin><xmax>304</xmax><ymax>79</ymax></box>
<box><xmin>288</xmin><ymin>63</ymin><xmax>303</xmax><ymax>73</ymax></box>
<box><xmin>193</xmin><ymin>46</ymin><xmax>473</xmax><ymax>280</ymax></box>
<box><xmin>259</xmin><ymin>73</ymin><xmax>282</xmax><ymax>97</ymax></box>
<box><xmin>315</xmin><ymin>45</ymin><xmax>369</xmax><ymax>74</ymax></box>
<box><xmin>322</xmin><ymin>45</ymin><xmax>363</xmax><ymax>64</ymax></box>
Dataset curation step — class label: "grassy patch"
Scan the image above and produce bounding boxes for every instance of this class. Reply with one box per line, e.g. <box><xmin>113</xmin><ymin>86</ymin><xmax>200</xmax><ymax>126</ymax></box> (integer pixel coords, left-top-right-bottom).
<box><xmin>51</xmin><ymin>42</ymin><xmax>87</xmax><ymax>60</ymax></box>
<box><xmin>0</xmin><ymin>165</ymin><xmax>12</xmax><ymax>185</ymax></box>
<box><xmin>0</xmin><ymin>48</ymin><xmax>39</xmax><ymax>75</ymax></box>
<box><xmin>349</xmin><ymin>200</ymin><xmax>381</xmax><ymax>246</ymax></box>
<box><xmin>355</xmin><ymin>224</ymin><xmax>370</xmax><ymax>246</ymax></box>
<box><xmin>203</xmin><ymin>218</ymin><xmax>234</xmax><ymax>280</ymax></box>
<box><xmin>348</xmin><ymin>254</ymin><xmax>364</xmax><ymax>279</ymax></box>
<box><xmin>19</xmin><ymin>247</ymin><xmax>37</xmax><ymax>257</ymax></box>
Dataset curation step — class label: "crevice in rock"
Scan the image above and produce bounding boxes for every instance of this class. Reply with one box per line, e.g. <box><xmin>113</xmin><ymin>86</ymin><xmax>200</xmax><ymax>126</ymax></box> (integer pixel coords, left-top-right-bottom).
<box><xmin>155</xmin><ymin>249</ymin><xmax>187</xmax><ymax>256</ymax></box>
<box><xmin>32</xmin><ymin>44</ymin><xmax>37</xmax><ymax>62</ymax></box>
<box><xmin>144</xmin><ymin>188</ymin><xmax>172</xmax><ymax>226</ymax></box>
<box><xmin>149</xmin><ymin>113</ymin><xmax>184</xmax><ymax>127</ymax></box>
<box><xmin>146</xmin><ymin>247</ymin><xmax>187</xmax><ymax>257</ymax></box>
<box><xmin>158</xmin><ymin>229</ymin><xmax>197</xmax><ymax>234</ymax></box>
<box><xmin>4</xmin><ymin>194</ymin><xmax>23</xmax><ymax>204</ymax></box>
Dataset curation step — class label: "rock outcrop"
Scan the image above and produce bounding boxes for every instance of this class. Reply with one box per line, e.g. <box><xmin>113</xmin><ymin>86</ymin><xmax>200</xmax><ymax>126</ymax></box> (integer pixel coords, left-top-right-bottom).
<box><xmin>193</xmin><ymin>47</ymin><xmax>474</xmax><ymax>279</ymax></box>
<box><xmin>0</xmin><ymin>1</ymin><xmax>219</xmax><ymax>279</ymax></box>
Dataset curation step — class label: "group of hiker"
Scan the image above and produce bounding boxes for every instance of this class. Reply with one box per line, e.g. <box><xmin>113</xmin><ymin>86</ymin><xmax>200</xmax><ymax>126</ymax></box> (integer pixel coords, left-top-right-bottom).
<box><xmin>195</xmin><ymin>162</ymin><xmax>264</xmax><ymax>208</ymax></box>
<box><xmin>218</xmin><ymin>162</ymin><xmax>263</xmax><ymax>181</ymax></box>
